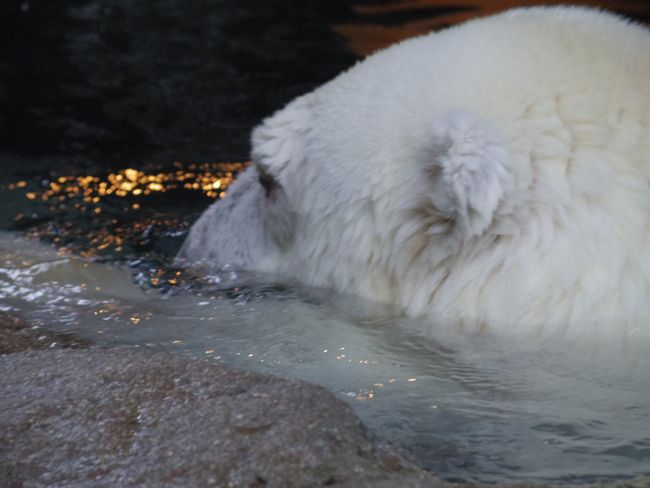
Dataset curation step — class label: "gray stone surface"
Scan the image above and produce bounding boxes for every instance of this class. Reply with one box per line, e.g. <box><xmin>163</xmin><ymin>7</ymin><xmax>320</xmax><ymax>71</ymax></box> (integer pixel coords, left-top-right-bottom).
<box><xmin>2</xmin><ymin>316</ymin><xmax>649</xmax><ymax>487</ymax></box>
<box><xmin>0</xmin><ymin>348</ymin><xmax>441</xmax><ymax>488</ymax></box>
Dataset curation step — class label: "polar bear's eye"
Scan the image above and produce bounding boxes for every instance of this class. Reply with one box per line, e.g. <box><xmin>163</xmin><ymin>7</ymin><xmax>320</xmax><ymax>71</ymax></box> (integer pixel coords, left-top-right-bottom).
<box><xmin>258</xmin><ymin>169</ymin><xmax>279</xmax><ymax>197</ymax></box>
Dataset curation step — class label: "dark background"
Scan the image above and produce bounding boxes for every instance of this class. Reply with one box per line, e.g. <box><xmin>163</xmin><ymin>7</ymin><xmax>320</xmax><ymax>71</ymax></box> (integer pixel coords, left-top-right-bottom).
<box><xmin>2</xmin><ymin>0</ymin><xmax>648</xmax><ymax>172</ymax></box>
<box><xmin>0</xmin><ymin>0</ymin><xmax>358</xmax><ymax>170</ymax></box>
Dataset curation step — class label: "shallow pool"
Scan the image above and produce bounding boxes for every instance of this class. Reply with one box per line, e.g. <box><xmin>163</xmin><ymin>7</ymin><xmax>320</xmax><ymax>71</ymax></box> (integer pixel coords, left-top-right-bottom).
<box><xmin>1</xmin><ymin>231</ymin><xmax>649</xmax><ymax>483</ymax></box>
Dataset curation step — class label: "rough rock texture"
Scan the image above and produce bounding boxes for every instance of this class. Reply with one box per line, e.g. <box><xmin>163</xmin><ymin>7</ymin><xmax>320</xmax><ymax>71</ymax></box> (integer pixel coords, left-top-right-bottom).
<box><xmin>0</xmin><ymin>348</ymin><xmax>441</xmax><ymax>488</ymax></box>
<box><xmin>2</xmin><ymin>317</ymin><xmax>649</xmax><ymax>487</ymax></box>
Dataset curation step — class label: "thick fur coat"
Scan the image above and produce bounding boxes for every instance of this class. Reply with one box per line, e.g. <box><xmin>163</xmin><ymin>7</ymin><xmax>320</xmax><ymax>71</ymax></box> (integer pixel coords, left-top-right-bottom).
<box><xmin>178</xmin><ymin>7</ymin><xmax>650</xmax><ymax>338</ymax></box>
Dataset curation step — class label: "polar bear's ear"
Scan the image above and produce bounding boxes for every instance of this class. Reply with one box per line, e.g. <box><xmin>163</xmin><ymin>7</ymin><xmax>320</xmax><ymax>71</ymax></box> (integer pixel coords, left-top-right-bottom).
<box><xmin>251</xmin><ymin>96</ymin><xmax>310</xmax><ymax>176</ymax></box>
<box><xmin>423</xmin><ymin>110</ymin><xmax>513</xmax><ymax>238</ymax></box>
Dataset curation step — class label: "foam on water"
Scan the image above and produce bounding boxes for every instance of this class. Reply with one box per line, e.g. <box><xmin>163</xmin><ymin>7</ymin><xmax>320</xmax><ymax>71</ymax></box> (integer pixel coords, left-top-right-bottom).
<box><xmin>1</xmin><ymin>231</ymin><xmax>649</xmax><ymax>483</ymax></box>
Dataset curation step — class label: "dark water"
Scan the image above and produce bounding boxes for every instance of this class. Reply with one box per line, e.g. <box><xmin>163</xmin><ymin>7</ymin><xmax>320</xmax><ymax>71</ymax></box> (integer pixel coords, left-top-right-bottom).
<box><xmin>2</xmin><ymin>0</ymin><xmax>650</xmax><ymax>483</ymax></box>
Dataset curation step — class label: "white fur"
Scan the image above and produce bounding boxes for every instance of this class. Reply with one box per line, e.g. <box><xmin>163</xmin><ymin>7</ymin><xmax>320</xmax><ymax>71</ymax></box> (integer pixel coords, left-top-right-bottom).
<box><xmin>178</xmin><ymin>7</ymin><xmax>650</xmax><ymax>340</ymax></box>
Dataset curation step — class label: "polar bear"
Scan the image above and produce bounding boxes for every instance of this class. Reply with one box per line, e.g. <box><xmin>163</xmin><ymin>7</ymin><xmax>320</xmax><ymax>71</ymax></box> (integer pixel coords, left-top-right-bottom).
<box><xmin>178</xmin><ymin>6</ymin><xmax>650</xmax><ymax>338</ymax></box>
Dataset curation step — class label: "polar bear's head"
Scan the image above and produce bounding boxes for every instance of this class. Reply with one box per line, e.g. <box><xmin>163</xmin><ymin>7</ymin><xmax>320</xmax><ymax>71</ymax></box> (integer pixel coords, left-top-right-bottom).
<box><xmin>178</xmin><ymin>83</ymin><xmax>516</xmax><ymax>292</ymax></box>
<box><xmin>178</xmin><ymin>6</ymin><xmax>650</xmax><ymax>333</ymax></box>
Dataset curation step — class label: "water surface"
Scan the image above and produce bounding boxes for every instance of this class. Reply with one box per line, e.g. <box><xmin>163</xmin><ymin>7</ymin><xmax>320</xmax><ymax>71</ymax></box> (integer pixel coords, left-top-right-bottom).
<box><xmin>1</xmin><ymin>230</ymin><xmax>649</xmax><ymax>483</ymax></box>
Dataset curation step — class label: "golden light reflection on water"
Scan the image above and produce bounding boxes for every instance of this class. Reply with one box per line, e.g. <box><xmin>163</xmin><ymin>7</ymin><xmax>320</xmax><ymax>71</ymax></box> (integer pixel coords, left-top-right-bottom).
<box><xmin>7</xmin><ymin>162</ymin><xmax>248</xmax><ymax>260</ymax></box>
<box><xmin>9</xmin><ymin>161</ymin><xmax>248</xmax><ymax>205</ymax></box>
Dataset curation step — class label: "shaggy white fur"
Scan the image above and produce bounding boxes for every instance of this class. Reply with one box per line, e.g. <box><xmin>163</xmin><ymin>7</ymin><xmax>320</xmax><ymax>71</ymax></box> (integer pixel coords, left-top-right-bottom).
<box><xmin>178</xmin><ymin>6</ymin><xmax>650</xmax><ymax>339</ymax></box>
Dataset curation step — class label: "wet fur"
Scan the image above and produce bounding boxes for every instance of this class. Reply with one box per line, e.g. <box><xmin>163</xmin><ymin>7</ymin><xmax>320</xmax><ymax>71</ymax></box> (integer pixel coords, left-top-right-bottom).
<box><xmin>179</xmin><ymin>7</ymin><xmax>650</xmax><ymax>339</ymax></box>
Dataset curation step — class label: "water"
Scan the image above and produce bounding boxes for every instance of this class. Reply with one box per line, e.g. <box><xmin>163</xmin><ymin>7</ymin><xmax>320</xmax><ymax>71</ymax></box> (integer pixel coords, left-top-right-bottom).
<box><xmin>1</xmin><ymin>230</ymin><xmax>649</xmax><ymax>483</ymax></box>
